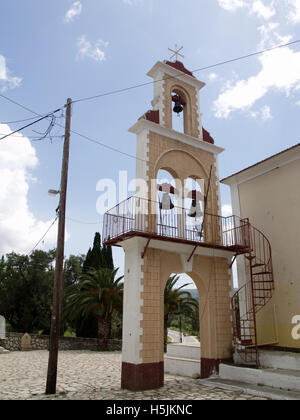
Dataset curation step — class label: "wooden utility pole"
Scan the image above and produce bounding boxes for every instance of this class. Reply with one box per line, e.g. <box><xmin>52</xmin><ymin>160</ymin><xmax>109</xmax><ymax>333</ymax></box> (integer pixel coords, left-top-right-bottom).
<box><xmin>46</xmin><ymin>98</ymin><xmax>72</xmax><ymax>395</ymax></box>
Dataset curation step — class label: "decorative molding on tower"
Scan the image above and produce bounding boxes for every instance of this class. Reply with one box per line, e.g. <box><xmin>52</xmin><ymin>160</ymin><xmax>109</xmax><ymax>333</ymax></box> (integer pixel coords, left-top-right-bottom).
<box><xmin>147</xmin><ymin>61</ymin><xmax>205</xmax><ymax>91</ymax></box>
<box><xmin>129</xmin><ymin>119</ymin><xmax>223</xmax><ymax>155</ymax></box>
<box><xmin>147</xmin><ymin>60</ymin><xmax>206</xmax><ymax>139</ymax></box>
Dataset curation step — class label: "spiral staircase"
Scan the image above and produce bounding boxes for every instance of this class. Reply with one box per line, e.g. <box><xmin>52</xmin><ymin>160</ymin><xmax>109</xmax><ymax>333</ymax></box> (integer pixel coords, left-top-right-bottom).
<box><xmin>232</xmin><ymin>218</ymin><xmax>275</xmax><ymax>367</ymax></box>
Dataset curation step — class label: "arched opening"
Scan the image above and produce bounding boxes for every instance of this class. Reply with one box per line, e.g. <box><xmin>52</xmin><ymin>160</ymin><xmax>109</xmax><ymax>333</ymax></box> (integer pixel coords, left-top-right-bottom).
<box><xmin>171</xmin><ymin>88</ymin><xmax>189</xmax><ymax>135</ymax></box>
<box><xmin>156</xmin><ymin>169</ymin><xmax>179</xmax><ymax>238</ymax></box>
<box><xmin>163</xmin><ymin>272</ymin><xmax>201</xmax><ymax>378</ymax></box>
<box><xmin>184</xmin><ymin>177</ymin><xmax>205</xmax><ymax>241</ymax></box>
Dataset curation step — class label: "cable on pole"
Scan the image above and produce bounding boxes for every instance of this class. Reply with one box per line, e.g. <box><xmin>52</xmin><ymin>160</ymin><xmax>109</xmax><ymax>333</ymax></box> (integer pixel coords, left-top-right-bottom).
<box><xmin>1</xmin><ymin>38</ymin><xmax>300</xmax><ymax>160</ymax></box>
<box><xmin>0</xmin><ymin>109</ymin><xmax>62</xmax><ymax>141</ymax></box>
<box><xmin>66</xmin><ymin>216</ymin><xmax>102</xmax><ymax>225</ymax></box>
<box><xmin>30</xmin><ymin>216</ymin><xmax>58</xmax><ymax>255</ymax></box>
<box><xmin>71</xmin><ymin>39</ymin><xmax>300</xmax><ymax>105</ymax></box>
<box><xmin>1</xmin><ymin>115</ymin><xmax>45</xmax><ymax>125</ymax></box>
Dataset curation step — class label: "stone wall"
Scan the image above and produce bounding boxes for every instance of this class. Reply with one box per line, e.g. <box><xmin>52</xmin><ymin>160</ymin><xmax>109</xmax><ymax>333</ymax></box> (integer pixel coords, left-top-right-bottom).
<box><xmin>3</xmin><ymin>333</ymin><xmax>122</xmax><ymax>352</ymax></box>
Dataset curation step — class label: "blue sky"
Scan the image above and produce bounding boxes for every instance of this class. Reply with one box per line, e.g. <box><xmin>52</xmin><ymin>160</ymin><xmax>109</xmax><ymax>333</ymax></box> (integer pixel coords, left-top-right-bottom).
<box><xmin>0</xmin><ymin>0</ymin><xmax>300</xmax><ymax>280</ymax></box>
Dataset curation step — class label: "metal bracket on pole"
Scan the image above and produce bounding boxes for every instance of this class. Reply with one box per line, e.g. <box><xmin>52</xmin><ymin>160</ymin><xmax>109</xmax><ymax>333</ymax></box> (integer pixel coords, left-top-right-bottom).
<box><xmin>187</xmin><ymin>244</ymin><xmax>198</xmax><ymax>263</ymax></box>
<box><xmin>229</xmin><ymin>254</ymin><xmax>238</xmax><ymax>269</ymax></box>
<box><xmin>141</xmin><ymin>237</ymin><xmax>152</xmax><ymax>259</ymax></box>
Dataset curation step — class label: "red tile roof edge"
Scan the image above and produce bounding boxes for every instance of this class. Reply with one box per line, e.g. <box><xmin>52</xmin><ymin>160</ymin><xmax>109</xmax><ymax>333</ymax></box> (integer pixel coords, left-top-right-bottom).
<box><xmin>165</xmin><ymin>61</ymin><xmax>195</xmax><ymax>78</ymax></box>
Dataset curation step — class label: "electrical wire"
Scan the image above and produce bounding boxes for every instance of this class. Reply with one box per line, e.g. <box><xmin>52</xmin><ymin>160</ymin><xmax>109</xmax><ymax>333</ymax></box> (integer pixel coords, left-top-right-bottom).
<box><xmin>66</xmin><ymin>216</ymin><xmax>102</xmax><ymax>225</ymax></box>
<box><xmin>1</xmin><ymin>39</ymin><xmax>300</xmax><ymax>160</ymax></box>
<box><xmin>2</xmin><ymin>39</ymin><xmax>300</xmax><ymax>116</ymax></box>
<box><xmin>0</xmin><ymin>109</ymin><xmax>62</xmax><ymax>141</ymax></box>
<box><xmin>0</xmin><ymin>133</ymin><xmax>64</xmax><ymax>140</ymax></box>
<box><xmin>72</xmin><ymin>39</ymin><xmax>300</xmax><ymax>105</ymax></box>
<box><xmin>69</xmin><ymin>127</ymin><xmax>147</xmax><ymax>163</ymax></box>
<box><xmin>0</xmin><ymin>93</ymin><xmax>42</xmax><ymax>117</ymax></box>
<box><xmin>30</xmin><ymin>216</ymin><xmax>58</xmax><ymax>254</ymax></box>
<box><xmin>23</xmin><ymin>215</ymin><xmax>103</xmax><ymax>257</ymax></box>
<box><xmin>1</xmin><ymin>115</ymin><xmax>44</xmax><ymax>124</ymax></box>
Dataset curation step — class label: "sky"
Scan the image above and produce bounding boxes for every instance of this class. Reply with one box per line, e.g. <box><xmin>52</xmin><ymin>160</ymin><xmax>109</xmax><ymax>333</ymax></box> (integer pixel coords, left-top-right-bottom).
<box><xmin>0</xmin><ymin>0</ymin><xmax>300</xmax><ymax>286</ymax></box>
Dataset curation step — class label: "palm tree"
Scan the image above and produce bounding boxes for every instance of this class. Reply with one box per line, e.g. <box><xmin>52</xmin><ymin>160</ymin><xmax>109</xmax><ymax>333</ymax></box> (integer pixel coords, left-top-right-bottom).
<box><xmin>164</xmin><ymin>275</ymin><xmax>198</xmax><ymax>352</ymax></box>
<box><xmin>64</xmin><ymin>267</ymin><xmax>123</xmax><ymax>350</ymax></box>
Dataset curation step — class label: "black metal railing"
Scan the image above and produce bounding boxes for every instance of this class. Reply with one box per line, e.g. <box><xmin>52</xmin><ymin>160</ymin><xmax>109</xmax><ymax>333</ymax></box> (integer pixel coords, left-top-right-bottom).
<box><xmin>103</xmin><ymin>196</ymin><xmax>249</xmax><ymax>251</ymax></box>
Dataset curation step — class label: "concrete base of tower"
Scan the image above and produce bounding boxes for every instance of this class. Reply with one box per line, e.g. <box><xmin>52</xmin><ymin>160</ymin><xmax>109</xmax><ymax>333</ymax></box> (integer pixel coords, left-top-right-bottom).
<box><xmin>121</xmin><ymin>361</ymin><xmax>164</xmax><ymax>391</ymax></box>
<box><xmin>201</xmin><ymin>358</ymin><xmax>233</xmax><ymax>379</ymax></box>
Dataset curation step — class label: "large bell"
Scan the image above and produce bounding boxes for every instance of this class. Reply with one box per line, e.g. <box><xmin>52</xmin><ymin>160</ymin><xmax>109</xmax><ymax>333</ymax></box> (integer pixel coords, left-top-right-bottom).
<box><xmin>160</xmin><ymin>192</ymin><xmax>174</xmax><ymax>210</ymax></box>
<box><xmin>188</xmin><ymin>199</ymin><xmax>203</xmax><ymax>218</ymax></box>
<box><xmin>173</xmin><ymin>100</ymin><xmax>184</xmax><ymax>114</ymax></box>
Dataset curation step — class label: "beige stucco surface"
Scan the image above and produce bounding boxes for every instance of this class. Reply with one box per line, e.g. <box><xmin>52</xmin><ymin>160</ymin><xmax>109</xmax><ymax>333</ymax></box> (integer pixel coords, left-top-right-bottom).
<box><xmin>121</xmin><ymin>60</ymin><xmax>235</xmax><ymax>381</ymax></box>
<box><xmin>237</xmin><ymin>158</ymin><xmax>300</xmax><ymax>349</ymax></box>
<box><xmin>140</xmin><ymin>248</ymin><xmax>233</xmax><ymax>364</ymax></box>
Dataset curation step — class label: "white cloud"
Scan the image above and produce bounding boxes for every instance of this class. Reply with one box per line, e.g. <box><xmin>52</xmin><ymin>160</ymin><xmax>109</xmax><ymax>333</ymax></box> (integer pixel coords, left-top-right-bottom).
<box><xmin>288</xmin><ymin>0</ymin><xmax>300</xmax><ymax>23</ymax></box>
<box><xmin>64</xmin><ymin>1</ymin><xmax>82</xmax><ymax>23</ymax></box>
<box><xmin>261</xmin><ymin>105</ymin><xmax>272</xmax><ymax>120</ymax></box>
<box><xmin>222</xmin><ymin>204</ymin><xmax>233</xmax><ymax>217</ymax></box>
<box><xmin>208</xmin><ymin>72</ymin><xmax>219</xmax><ymax>81</ymax></box>
<box><xmin>122</xmin><ymin>0</ymin><xmax>142</xmax><ymax>5</ymax></box>
<box><xmin>218</xmin><ymin>0</ymin><xmax>276</xmax><ymax>20</ymax></box>
<box><xmin>297</xmin><ymin>101</ymin><xmax>300</xmax><ymax>106</ymax></box>
<box><xmin>257</xmin><ymin>22</ymin><xmax>292</xmax><ymax>49</ymax></box>
<box><xmin>218</xmin><ymin>0</ymin><xmax>246</xmax><ymax>11</ymax></box>
<box><xmin>250</xmin><ymin>105</ymin><xmax>273</xmax><ymax>120</ymax></box>
<box><xmin>250</xmin><ymin>0</ymin><xmax>275</xmax><ymax>20</ymax></box>
<box><xmin>213</xmin><ymin>46</ymin><xmax>300</xmax><ymax>118</ymax></box>
<box><xmin>77</xmin><ymin>35</ymin><xmax>109</xmax><ymax>62</ymax></box>
<box><xmin>0</xmin><ymin>55</ymin><xmax>22</xmax><ymax>92</ymax></box>
<box><xmin>0</xmin><ymin>125</ymin><xmax>63</xmax><ymax>255</ymax></box>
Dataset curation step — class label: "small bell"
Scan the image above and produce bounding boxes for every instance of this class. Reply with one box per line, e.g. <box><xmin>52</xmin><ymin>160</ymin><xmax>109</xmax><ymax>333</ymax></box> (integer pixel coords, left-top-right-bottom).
<box><xmin>173</xmin><ymin>100</ymin><xmax>184</xmax><ymax>114</ymax></box>
<box><xmin>188</xmin><ymin>199</ymin><xmax>203</xmax><ymax>218</ymax></box>
<box><xmin>160</xmin><ymin>192</ymin><xmax>174</xmax><ymax>210</ymax></box>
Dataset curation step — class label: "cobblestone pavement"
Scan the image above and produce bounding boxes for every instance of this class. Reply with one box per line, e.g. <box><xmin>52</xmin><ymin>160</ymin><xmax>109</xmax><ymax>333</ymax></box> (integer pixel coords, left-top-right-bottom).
<box><xmin>0</xmin><ymin>351</ymin><xmax>268</xmax><ymax>400</ymax></box>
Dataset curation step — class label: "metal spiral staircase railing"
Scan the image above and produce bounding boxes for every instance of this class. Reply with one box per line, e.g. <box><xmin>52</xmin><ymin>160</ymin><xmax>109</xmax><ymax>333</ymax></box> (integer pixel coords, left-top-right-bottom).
<box><xmin>231</xmin><ymin>219</ymin><xmax>275</xmax><ymax>367</ymax></box>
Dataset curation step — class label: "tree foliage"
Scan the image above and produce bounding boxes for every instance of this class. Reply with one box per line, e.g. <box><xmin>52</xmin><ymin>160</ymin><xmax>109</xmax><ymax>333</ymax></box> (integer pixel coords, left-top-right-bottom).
<box><xmin>0</xmin><ymin>250</ymin><xmax>55</xmax><ymax>333</ymax></box>
<box><xmin>64</xmin><ymin>268</ymin><xmax>123</xmax><ymax>349</ymax></box>
<box><xmin>76</xmin><ymin>232</ymin><xmax>114</xmax><ymax>338</ymax></box>
<box><xmin>83</xmin><ymin>233</ymin><xmax>113</xmax><ymax>272</ymax></box>
<box><xmin>164</xmin><ymin>275</ymin><xmax>198</xmax><ymax>351</ymax></box>
<box><xmin>0</xmin><ymin>232</ymin><xmax>117</xmax><ymax>339</ymax></box>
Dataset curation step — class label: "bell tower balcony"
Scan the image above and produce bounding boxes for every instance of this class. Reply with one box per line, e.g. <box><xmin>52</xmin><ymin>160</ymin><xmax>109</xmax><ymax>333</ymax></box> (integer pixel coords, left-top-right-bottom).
<box><xmin>103</xmin><ymin>196</ymin><xmax>249</xmax><ymax>255</ymax></box>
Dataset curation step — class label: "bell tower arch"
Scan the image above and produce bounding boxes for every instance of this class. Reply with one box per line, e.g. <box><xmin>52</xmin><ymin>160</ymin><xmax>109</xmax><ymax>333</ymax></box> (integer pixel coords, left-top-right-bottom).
<box><xmin>103</xmin><ymin>59</ymin><xmax>245</xmax><ymax>391</ymax></box>
<box><xmin>148</xmin><ymin>60</ymin><xmax>205</xmax><ymax>138</ymax></box>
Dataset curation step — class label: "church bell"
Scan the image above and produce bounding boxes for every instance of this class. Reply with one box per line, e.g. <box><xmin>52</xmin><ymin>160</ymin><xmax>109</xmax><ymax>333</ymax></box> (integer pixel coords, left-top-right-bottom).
<box><xmin>160</xmin><ymin>192</ymin><xmax>174</xmax><ymax>210</ymax></box>
<box><xmin>173</xmin><ymin>100</ymin><xmax>184</xmax><ymax>114</ymax></box>
<box><xmin>188</xmin><ymin>199</ymin><xmax>203</xmax><ymax>218</ymax></box>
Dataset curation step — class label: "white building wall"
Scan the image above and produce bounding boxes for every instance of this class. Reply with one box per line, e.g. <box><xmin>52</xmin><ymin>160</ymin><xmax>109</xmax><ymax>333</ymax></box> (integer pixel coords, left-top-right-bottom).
<box><xmin>121</xmin><ymin>238</ymin><xmax>146</xmax><ymax>365</ymax></box>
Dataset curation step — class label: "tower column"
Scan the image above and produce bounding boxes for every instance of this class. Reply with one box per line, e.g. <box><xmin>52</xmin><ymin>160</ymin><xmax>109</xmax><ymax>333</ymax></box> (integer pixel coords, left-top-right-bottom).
<box><xmin>121</xmin><ymin>238</ymin><xmax>164</xmax><ymax>390</ymax></box>
<box><xmin>194</xmin><ymin>256</ymin><xmax>233</xmax><ymax>378</ymax></box>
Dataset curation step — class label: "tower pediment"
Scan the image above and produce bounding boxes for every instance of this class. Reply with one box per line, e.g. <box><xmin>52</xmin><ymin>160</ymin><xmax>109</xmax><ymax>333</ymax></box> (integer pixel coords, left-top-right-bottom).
<box><xmin>147</xmin><ymin>60</ymin><xmax>205</xmax><ymax>91</ymax></box>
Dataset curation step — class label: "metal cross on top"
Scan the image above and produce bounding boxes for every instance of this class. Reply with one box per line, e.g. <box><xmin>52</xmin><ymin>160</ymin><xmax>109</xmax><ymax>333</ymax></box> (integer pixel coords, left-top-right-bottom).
<box><xmin>168</xmin><ymin>45</ymin><xmax>184</xmax><ymax>62</ymax></box>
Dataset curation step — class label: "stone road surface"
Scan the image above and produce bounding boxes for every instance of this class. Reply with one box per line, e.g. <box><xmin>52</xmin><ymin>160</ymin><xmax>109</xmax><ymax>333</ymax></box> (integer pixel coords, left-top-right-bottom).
<box><xmin>0</xmin><ymin>351</ymin><xmax>268</xmax><ymax>400</ymax></box>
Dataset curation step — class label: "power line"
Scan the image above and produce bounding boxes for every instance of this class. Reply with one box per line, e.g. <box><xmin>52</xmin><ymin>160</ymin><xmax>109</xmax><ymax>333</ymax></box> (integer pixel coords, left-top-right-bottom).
<box><xmin>72</xmin><ymin>39</ymin><xmax>300</xmax><ymax>105</ymax></box>
<box><xmin>0</xmin><ymin>92</ymin><xmax>41</xmax><ymax>117</ymax></box>
<box><xmin>0</xmin><ymin>133</ymin><xmax>63</xmax><ymax>139</ymax></box>
<box><xmin>66</xmin><ymin>216</ymin><xmax>102</xmax><ymax>225</ymax></box>
<box><xmin>3</xmin><ymin>94</ymin><xmax>144</xmax><ymax>160</ymax></box>
<box><xmin>26</xmin><ymin>215</ymin><xmax>102</xmax><ymax>256</ymax></box>
<box><xmin>30</xmin><ymin>216</ymin><xmax>58</xmax><ymax>254</ymax></box>
<box><xmin>1</xmin><ymin>115</ymin><xmax>44</xmax><ymax>124</ymax></box>
<box><xmin>70</xmin><ymin>127</ymin><xmax>147</xmax><ymax>163</ymax></box>
<box><xmin>2</xmin><ymin>38</ymin><xmax>300</xmax><ymax>117</ymax></box>
<box><xmin>0</xmin><ymin>109</ymin><xmax>62</xmax><ymax>141</ymax></box>
<box><xmin>1</xmin><ymin>39</ymin><xmax>300</xmax><ymax>160</ymax></box>
<box><xmin>0</xmin><ymin>130</ymin><xmax>64</xmax><ymax>141</ymax></box>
